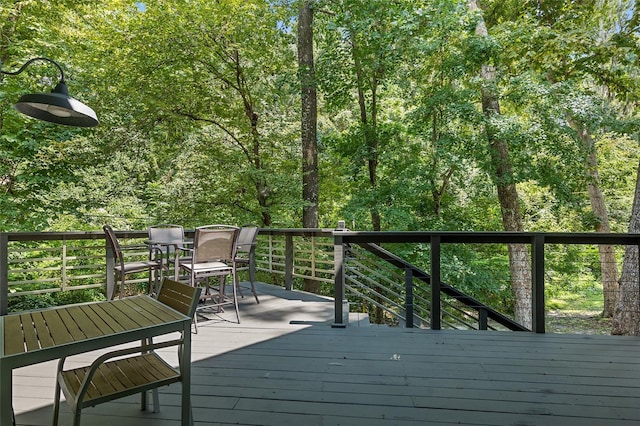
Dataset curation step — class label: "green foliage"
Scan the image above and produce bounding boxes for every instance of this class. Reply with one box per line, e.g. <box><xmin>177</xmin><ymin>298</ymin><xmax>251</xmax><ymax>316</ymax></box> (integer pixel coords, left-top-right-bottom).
<box><xmin>8</xmin><ymin>288</ymin><xmax>105</xmax><ymax>313</ymax></box>
<box><xmin>1</xmin><ymin>0</ymin><xmax>639</xmax><ymax>318</ymax></box>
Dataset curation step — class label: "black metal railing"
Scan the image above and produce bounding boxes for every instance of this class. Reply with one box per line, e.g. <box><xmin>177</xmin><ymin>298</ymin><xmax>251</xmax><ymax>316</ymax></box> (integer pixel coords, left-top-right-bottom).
<box><xmin>332</xmin><ymin>230</ymin><xmax>640</xmax><ymax>333</ymax></box>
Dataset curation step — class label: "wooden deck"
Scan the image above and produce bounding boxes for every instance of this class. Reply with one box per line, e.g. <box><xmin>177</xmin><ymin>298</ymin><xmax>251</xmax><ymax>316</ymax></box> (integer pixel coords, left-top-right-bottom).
<box><xmin>11</xmin><ymin>282</ymin><xmax>640</xmax><ymax>426</ymax></box>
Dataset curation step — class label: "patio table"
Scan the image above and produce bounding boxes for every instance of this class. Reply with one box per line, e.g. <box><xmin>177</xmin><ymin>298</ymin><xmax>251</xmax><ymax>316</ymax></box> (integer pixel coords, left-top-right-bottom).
<box><xmin>145</xmin><ymin>239</ymin><xmax>192</xmax><ymax>280</ymax></box>
<box><xmin>0</xmin><ymin>295</ymin><xmax>193</xmax><ymax>426</ymax></box>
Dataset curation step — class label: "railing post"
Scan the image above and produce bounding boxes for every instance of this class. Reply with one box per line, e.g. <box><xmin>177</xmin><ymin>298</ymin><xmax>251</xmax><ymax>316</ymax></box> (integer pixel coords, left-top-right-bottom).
<box><xmin>478</xmin><ymin>308</ymin><xmax>488</xmax><ymax>330</ymax></box>
<box><xmin>61</xmin><ymin>238</ymin><xmax>68</xmax><ymax>291</ymax></box>
<box><xmin>0</xmin><ymin>233</ymin><xmax>8</xmax><ymax>315</ymax></box>
<box><xmin>105</xmin><ymin>239</ymin><xmax>115</xmax><ymax>300</ymax></box>
<box><xmin>430</xmin><ymin>235</ymin><xmax>441</xmax><ymax>330</ymax></box>
<box><xmin>405</xmin><ymin>268</ymin><xmax>414</xmax><ymax>328</ymax></box>
<box><xmin>332</xmin><ymin>221</ymin><xmax>347</xmax><ymax>328</ymax></box>
<box><xmin>532</xmin><ymin>235</ymin><xmax>545</xmax><ymax>333</ymax></box>
<box><xmin>284</xmin><ymin>233</ymin><xmax>294</xmax><ymax>291</ymax></box>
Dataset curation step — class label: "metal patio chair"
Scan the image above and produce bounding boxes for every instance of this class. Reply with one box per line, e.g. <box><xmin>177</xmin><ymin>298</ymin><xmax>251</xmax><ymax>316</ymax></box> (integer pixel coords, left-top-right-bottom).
<box><xmin>147</xmin><ymin>224</ymin><xmax>190</xmax><ymax>278</ymax></box>
<box><xmin>104</xmin><ymin>224</ymin><xmax>163</xmax><ymax>300</ymax></box>
<box><xmin>234</xmin><ymin>225</ymin><xmax>260</xmax><ymax>304</ymax></box>
<box><xmin>179</xmin><ymin>225</ymin><xmax>240</xmax><ymax>327</ymax></box>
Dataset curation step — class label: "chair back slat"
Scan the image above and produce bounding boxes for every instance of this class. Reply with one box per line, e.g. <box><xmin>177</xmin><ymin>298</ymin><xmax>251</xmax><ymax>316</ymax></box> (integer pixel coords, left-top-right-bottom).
<box><xmin>157</xmin><ymin>278</ymin><xmax>202</xmax><ymax>318</ymax></box>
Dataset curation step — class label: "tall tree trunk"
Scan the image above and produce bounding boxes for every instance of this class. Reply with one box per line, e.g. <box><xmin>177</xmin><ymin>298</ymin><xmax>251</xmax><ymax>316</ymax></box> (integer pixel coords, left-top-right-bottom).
<box><xmin>298</xmin><ymin>0</ymin><xmax>319</xmax><ymax>293</ymax></box>
<box><xmin>612</xmin><ymin>160</ymin><xmax>640</xmax><ymax>335</ymax></box>
<box><xmin>351</xmin><ymin>34</ymin><xmax>381</xmax><ymax>232</ymax></box>
<box><xmin>351</xmin><ymin>31</ymin><xmax>382</xmax><ymax>322</ymax></box>
<box><xmin>470</xmin><ymin>0</ymin><xmax>532</xmax><ymax>329</ymax></box>
<box><xmin>568</xmin><ymin>119</ymin><xmax>619</xmax><ymax>317</ymax></box>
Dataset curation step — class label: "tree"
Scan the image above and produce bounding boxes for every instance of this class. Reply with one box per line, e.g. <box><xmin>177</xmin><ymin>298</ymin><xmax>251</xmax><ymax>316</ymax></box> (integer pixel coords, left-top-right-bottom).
<box><xmin>66</xmin><ymin>0</ymin><xmax>300</xmax><ymax>227</ymax></box>
<box><xmin>477</xmin><ymin>0</ymin><xmax>640</xmax><ymax>325</ymax></box>
<box><xmin>469</xmin><ymin>0</ymin><xmax>532</xmax><ymax>328</ymax></box>
<box><xmin>298</xmin><ymin>0</ymin><xmax>320</xmax><ymax>293</ymax></box>
<box><xmin>299</xmin><ymin>0</ymin><xmax>318</xmax><ymax>230</ymax></box>
<box><xmin>612</xmin><ymin>160</ymin><xmax>640</xmax><ymax>335</ymax></box>
<box><xmin>317</xmin><ymin>0</ymin><xmax>413</xmax><ymax>231</ymax></box>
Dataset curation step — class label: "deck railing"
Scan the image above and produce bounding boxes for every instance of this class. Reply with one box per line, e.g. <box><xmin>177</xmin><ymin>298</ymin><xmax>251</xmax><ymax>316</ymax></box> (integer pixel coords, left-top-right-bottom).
<box><xmin>332</xmin><ymin>230</ymin><xmax>640</xmax><ymax>333</ymax></box>
<box><xmin>1</xmin><ymin>228</ymin><xmax>639</xmax><ymax>334</ymax></box>
<box><xmin>0</xmin><ymin>228</ymin><xmax>337</xmax><ymax>315</ymax></box>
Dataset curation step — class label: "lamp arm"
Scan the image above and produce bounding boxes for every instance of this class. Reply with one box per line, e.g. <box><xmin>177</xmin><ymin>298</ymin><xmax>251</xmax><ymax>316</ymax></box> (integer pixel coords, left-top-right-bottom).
<box><xmin>0</xmin><ymin>57</ymin><xmax>65</xmax><ymax>82</ymax></box>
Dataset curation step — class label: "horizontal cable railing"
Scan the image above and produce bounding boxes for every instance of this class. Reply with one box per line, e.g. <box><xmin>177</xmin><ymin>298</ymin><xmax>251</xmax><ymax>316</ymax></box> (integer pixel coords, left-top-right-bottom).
<box><xmin>345</xmin><ymin>243</ymin><xmax>524</xmax><ymax>331</ymax></box>
<box><xmin>332</xmin><ymin>230</ymin><xmax>640</xmax><ymax>333</ymax></box>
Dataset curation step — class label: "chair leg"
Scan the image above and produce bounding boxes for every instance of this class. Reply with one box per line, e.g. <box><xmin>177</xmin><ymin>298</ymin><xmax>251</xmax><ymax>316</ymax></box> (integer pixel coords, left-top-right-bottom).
<box><xmin>249</xmin><ymin>255</ymin><xmax>259</xmax><ymax>304</ymax></box>
<box><xmin>216</xmin><ymin>276</ymin><xmax>226</xmax><ymax>313</ymax></box>
<box><xmin>190</xmin><ymin>272</ymin><xmax>199</xmax><ymax>333</ymax></box>
<box><xmin>231</xmin><ymin>272</ymin><xmax>240</xmax><ymax>324</ymax></box>
<box><xmin>119</xmin><ymin>270</ymin><xmax>126</xmax><ymax>299</ymax></box>
<box><xmin>147</xmin><ymin>267</ymin><xmax>161</xmax><ymax>296</ymax></box>
<box><xmin>149</xmin><ymin>389</ymin><xmax>160</xmax><ymax>412</ymax></box>
<box><xmin>236</xmin><ymin>277</ymin><xmax>245</xmax><ymax>298</ymax></box>
<box><xmin>108</xmin><ymin>272</ymin><xmax>117</xmax><ymax>301</ymax></box>
<box><xmin>53</xmin><ymin>380</ymin><xmax>61</xmax><ymax>426</ymax></box>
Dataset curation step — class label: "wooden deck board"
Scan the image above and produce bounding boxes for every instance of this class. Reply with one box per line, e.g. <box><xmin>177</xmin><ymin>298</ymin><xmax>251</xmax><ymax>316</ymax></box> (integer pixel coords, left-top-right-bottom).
<box><xmin>11</xmin><ymin>282</ymin><xmax>640</xmax><ymax>426</ymax></box>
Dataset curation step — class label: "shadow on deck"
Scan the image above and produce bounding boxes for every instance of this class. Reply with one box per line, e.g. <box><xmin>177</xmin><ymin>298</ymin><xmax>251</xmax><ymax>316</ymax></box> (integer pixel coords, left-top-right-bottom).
<box><xmin>13</xmin><ymin>282</ymin><xmax>640</xmax><ymax>426</ymax></box>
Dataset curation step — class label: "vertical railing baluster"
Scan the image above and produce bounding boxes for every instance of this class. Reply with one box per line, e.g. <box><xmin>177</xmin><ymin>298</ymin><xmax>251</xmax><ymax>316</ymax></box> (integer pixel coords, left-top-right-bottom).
<box><xmin>430</xmin><ymin>235</ymin><xmax>441</xmax><ymax>330</ymax></box>
<box><xmin>532</xmin><ymin>235</ymin><xmax>545</xmax><ymax>333</ymax></box>
<box><xmin>333</xmin><ymin>226</ymin><xmax>346</xmax><ymax>327</ymax></box>
<box><xmin>269</xmin><ymin>235</ymin><xmax>274</xmax><ymax>273</ymax></box>
<box><xmin>61</xmin><ymin>238</ymin><xmax>68</xmax><ymax>291</ymax></box>
<box><xmin>285</xmin><ymin>234</ymin><xmax>294</xmax><ymax>291</ymax></box>
<box><xmin>309</xmin><ymin>235</ymin><xmax>315</xmax><ymax>280</ymax></box>
<box><xmin>405</xmin><ymin>268</ymin><xmax>414</xmax><ymax>328</ymax></box>
<box><xmin>478</xmin><ymin>308</ymin><xmax>488</xmax><ymax>330</ymax></box>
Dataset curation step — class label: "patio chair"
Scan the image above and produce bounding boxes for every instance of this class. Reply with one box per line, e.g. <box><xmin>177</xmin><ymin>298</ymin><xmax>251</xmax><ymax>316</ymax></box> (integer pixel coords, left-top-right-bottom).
<box><xmin>52</xmin><ymin>278</ymin><xmax>201</xmax><ymax>426</ymax></box>
<box><xmin>234</xmin><ymin>225</ymin><xmax>260</xmax><ymax>304</ymax></box>
<box><xmin>147</xmin><ymin>224</ymin><xmax>190</xmax><ymax>278</ymax></box>
<box><xmin>179</xmin><ymin>225</ymin><xmax>240</xmax><ymax>327</ymax></box>
<box><xmin>104</xmin><ymin>224</ymin><xmax>163</xmax><ymax>300</ymax></box>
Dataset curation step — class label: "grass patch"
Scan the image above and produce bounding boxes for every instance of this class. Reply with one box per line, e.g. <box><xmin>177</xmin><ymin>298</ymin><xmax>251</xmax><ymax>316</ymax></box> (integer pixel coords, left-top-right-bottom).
<box><xmin>545</xmin><ymin>282</ymin><xmax>610</xmax><ymax>334</ymax></box>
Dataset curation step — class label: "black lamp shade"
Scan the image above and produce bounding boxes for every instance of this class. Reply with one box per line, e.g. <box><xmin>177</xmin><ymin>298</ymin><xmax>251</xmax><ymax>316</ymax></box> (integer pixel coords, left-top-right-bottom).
<box><xmin>14</xmin><ymin>81</ymin><xmax>99</xmax><ymax>127</ymax></box>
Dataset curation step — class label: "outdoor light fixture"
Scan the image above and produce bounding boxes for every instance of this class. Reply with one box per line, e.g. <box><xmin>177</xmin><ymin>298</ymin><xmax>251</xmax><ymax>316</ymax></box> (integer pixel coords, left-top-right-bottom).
<box><xmin>0</xmin><ymin>57</ymin><xmax>99</xmax><ymax>127</ymax></box>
